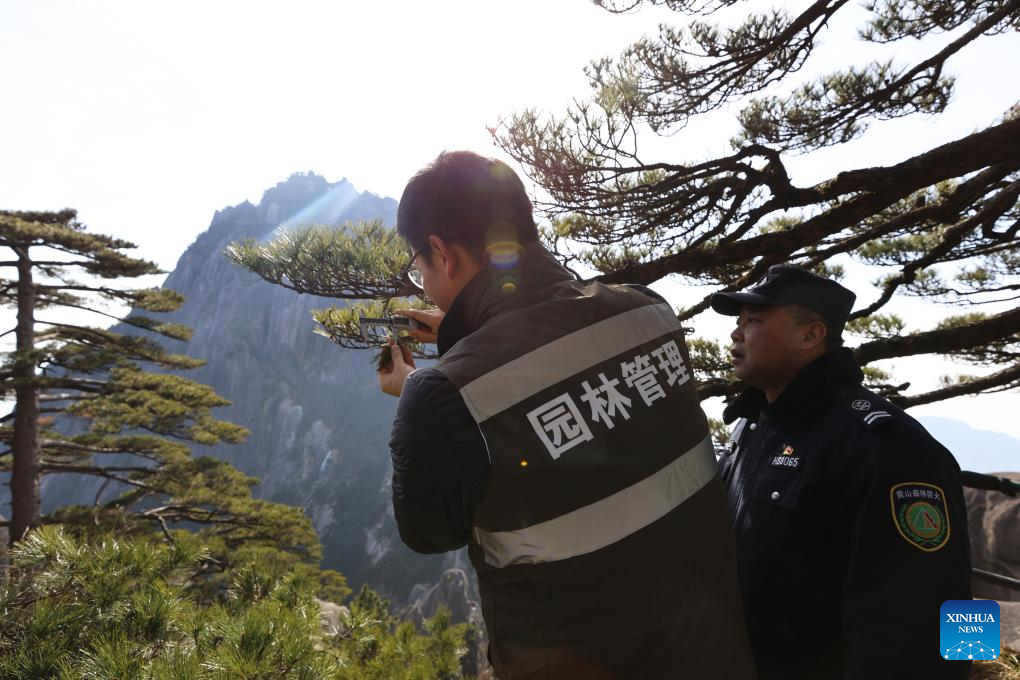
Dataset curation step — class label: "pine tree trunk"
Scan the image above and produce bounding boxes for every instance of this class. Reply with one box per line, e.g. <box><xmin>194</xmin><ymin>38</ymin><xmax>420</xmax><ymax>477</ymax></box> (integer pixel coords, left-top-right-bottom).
<box><xmin>9</xmin><ymin>247</ymin><xmax>40</xmax><ymax>546</ymax></box>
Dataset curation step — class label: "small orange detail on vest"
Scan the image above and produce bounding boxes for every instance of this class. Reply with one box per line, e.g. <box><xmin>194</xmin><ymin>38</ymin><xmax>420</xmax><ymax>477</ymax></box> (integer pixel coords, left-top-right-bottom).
<box><xmin>520</xmin><ymin>459</ymin><xmax>528</xmax><ymax>467</ymax></box>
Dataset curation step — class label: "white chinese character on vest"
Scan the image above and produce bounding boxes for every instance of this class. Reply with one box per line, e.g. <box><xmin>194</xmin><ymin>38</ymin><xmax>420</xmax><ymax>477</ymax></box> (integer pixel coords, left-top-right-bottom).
<box><xmin>527</xmin><ymin>393</ymin><xmax>595</xmax><ymax>459</ymax></box>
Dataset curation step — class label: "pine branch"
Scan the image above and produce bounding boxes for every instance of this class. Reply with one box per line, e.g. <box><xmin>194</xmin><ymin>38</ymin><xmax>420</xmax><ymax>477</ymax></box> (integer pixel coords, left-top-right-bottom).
<box><xmin>37</xmin><ymin>438</ymin><xmax>158</xmax><ymax>458</ymax></box>
<box><xmin>855</xmin><ymin>306</ymin><xmax>1020</xmax><ymax>364</ymax></box>
<box><xmin>36</xmin><ymin>463</ymin><xmax>158</xmax><ymax>491</ymax></box>
<box><xmin>850</xmin><ymin>176</ymin><xmax>1020</xmax><ymax>318</ymax></box>
<box><xmin>594</xmin><ymin>117</ymin><xmax>1020</xmax><ymax>284</ymax></box>
<box><xmin>226</xmin><ymin>220</ymin><xmax>422</xmax><ymax>300</ymax></box>
<box><xmin>891</xmin><ymin>362</ymin><xmax>1020</xmax><ymax>408</ymax></box>
<box><xmin>0</xmin><ymin>259</ymin><xmax>97</xmax><ymax>268</ymax></box>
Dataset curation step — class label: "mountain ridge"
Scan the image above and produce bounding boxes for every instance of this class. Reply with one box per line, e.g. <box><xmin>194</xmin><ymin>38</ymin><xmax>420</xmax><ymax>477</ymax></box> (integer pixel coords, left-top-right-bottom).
<box><xmin>919</xmin><ymin>416</ymin><xmax>1020</xmax><ymax>474</ymax></box>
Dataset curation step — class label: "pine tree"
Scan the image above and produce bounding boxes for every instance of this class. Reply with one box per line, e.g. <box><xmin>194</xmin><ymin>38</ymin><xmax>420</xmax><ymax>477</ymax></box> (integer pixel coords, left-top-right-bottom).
<box><xmin>229</xmin><ymin>2</ymin><xmax>1018</xmax><ymax>412</ymax></box>
<box><xmin>0</xmin><ymin>210</ymin><xmax>316</xmax><ymax>566</ymax></box>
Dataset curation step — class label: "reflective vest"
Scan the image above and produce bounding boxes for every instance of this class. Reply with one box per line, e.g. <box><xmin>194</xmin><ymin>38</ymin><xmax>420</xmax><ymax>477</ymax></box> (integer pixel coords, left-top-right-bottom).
<box><xmin>438</xmin><ymin>278</ymin><xmax>755</xmax><ymax>680</ymax></box>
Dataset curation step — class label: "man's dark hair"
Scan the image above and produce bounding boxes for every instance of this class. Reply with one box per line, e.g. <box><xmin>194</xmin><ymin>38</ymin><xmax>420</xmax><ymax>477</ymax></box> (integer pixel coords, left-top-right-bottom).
<box><xmin>789</xmin><ymin>304</ymin><xmax>844</xmax><ymax>350</ymax></box>
<box><xmin>397</xmin><ymin>151</ymin><xmax>539</xmax><ymax>263</ymax></box>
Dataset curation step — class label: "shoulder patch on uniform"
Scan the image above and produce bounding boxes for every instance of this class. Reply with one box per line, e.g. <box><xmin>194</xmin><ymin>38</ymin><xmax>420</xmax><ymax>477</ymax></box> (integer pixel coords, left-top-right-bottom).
<box><xmin>890</xmin><ymin>482</ymin><xmax>950</xmax><ymax>552</ymax></box>
<box><xmin>837</xmin><ymin>388</ymin><xmax>896</xmax><ymax>430</ymax></box>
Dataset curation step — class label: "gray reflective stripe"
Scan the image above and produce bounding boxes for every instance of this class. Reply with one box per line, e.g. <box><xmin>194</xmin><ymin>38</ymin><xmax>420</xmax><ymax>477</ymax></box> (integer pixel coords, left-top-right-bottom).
<box><xmin>459</xmin><ymin>303</ymin><xmax>681</xmax><ymax>423</ymax></box>
<box><xmin>473</xmin><ymin>435</ymin><xmax>716</xmax><ymax>568</ymax></box>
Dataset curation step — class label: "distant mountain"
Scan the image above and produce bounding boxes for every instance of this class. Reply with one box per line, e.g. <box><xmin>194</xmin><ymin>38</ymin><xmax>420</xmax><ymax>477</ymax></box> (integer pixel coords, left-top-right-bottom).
<box><xmin>41</xmin><ymin>172</ymin><xmax>469</xmax><ymax>605</ymax></box>
<box><xmin>919</xmin><ymin>416</ymin><xmax>1020</xmax><ymax>474</ymax></box>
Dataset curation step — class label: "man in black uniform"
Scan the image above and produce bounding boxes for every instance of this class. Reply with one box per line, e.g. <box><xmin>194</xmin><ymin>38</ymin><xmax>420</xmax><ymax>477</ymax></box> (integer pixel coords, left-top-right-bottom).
<box><xmin>712</xmin><ymin>265</ymin><xmax>972</xmax><ymax>679</ymax></box>
<box><xmin>376</xmin><ymin>151</ymin><xmax>756</xmax><ymax>679</ymax></box>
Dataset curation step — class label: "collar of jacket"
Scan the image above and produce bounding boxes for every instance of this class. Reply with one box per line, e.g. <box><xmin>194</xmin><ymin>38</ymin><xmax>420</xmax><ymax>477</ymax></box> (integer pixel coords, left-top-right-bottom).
<box><xmin>722</xmin><ymin>347</ymin><xmax>865</xmax><ymax>424</ymax></box>
<box><xmin>436</xmin><ymin>242</ymin><xmax>576</xmax><ymax>357</ymax></box>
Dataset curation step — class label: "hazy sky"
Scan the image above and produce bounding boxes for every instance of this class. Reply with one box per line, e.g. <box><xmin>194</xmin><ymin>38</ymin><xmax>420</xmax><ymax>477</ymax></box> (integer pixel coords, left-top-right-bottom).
<box><xmin>2</xmin><ymin>1</ymin><xmax>1019</xmax><ymax>440</ymax></box>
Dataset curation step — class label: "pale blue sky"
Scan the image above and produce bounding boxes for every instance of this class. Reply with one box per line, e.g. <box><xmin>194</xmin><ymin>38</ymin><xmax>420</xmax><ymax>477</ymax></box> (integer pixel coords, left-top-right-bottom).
<box><xmin>2</xmin><ymin>1</ymin><xmax>1019</xmax><ymax>442</ymax></box>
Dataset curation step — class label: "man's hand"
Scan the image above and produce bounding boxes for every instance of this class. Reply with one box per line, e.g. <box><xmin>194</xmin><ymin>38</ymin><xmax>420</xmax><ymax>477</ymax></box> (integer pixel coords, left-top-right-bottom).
<box><xmin>377</xmin><ymin>336</ymin><xmax>416</xmax><ymax>397</ymax></box>
<box><xmin>393</xmin><ymin>308</ymin><xmax>444</xmax><ymax>345</ymax></box>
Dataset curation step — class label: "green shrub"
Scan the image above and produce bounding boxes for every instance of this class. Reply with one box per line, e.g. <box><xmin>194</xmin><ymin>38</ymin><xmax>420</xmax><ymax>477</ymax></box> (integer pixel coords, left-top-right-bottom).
<box><xmin>0</xmin><ymin>526</ymin><xmax>471</xmax><ymax>679</ymax></box>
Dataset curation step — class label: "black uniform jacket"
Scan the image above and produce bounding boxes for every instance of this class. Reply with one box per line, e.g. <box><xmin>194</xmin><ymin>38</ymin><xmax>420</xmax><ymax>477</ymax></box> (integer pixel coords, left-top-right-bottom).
<box><xmin>718</xmin><ymin>348</ymin><xmax>972</xmax><ymax>680</ymax></box>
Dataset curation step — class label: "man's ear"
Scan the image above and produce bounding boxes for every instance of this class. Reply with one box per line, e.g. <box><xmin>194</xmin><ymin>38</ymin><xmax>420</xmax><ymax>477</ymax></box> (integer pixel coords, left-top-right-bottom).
<box><xmin>801</xmin><ymin>321</ymin><xmax>827</xmax><ymax>351</ymax></box>
<box><xmin>427</xmin><ymin>235</ymin><xmax>457</xmax><ymax>278</ymax></box>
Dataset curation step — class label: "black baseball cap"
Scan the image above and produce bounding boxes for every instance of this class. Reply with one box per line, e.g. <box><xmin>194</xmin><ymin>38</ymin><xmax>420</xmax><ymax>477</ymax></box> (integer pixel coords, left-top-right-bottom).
<box><xmin>710</xmin><ymin>265</ymin><xmax>857</xmax><ymax>332</ymax></box>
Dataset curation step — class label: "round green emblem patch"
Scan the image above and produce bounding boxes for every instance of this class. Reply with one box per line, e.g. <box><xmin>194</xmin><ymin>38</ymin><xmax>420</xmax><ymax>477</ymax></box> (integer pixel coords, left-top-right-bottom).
<box><xmin>890</xmin><ymin>483</ymin><xmax>950</xmax><ymax>552</ymax></box>
<box><xmin>905</xmin><ymin>501</ymin><xmax>943</xmax><ymax>538</ymax></box>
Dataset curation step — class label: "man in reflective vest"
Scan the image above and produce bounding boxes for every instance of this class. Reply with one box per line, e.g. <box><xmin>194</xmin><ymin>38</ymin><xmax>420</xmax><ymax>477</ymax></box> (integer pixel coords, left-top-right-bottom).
<box><xmin>377</xmin><ymin>150</ymin><xmax>756</xmax><ymax>679</ymax></box>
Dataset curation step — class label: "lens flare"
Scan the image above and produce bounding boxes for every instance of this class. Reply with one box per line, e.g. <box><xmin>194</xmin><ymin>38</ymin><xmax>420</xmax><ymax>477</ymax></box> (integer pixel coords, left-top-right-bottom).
<box><xmin>488</xmin><ymin>240</ymin><xmax>522</xmax><ymax>269</ymax></box>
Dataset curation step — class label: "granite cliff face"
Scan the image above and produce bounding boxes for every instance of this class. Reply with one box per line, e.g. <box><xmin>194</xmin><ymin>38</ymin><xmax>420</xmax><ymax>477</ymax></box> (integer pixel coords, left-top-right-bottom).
<box><xmin>967</xmin><ymin>473</ymin><xmax>1020</xmax><ymax>603</ymax></box>
<box><xmin>48</xmin><ymin>172</ymin><xmax>470</xmax><ymax>602</ymax></box>
<box><xmin>966</xmin><ymin>473</ymin><xmax>1020</xmax><ymax>649</ymax></box>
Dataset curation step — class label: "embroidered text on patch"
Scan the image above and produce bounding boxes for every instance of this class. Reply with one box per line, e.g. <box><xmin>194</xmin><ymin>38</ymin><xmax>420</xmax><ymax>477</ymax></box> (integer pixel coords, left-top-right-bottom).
<box><xmin>890</xmin><ymin>482</ymin><xmax>950</xmax><ymax>552</ymax></box>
